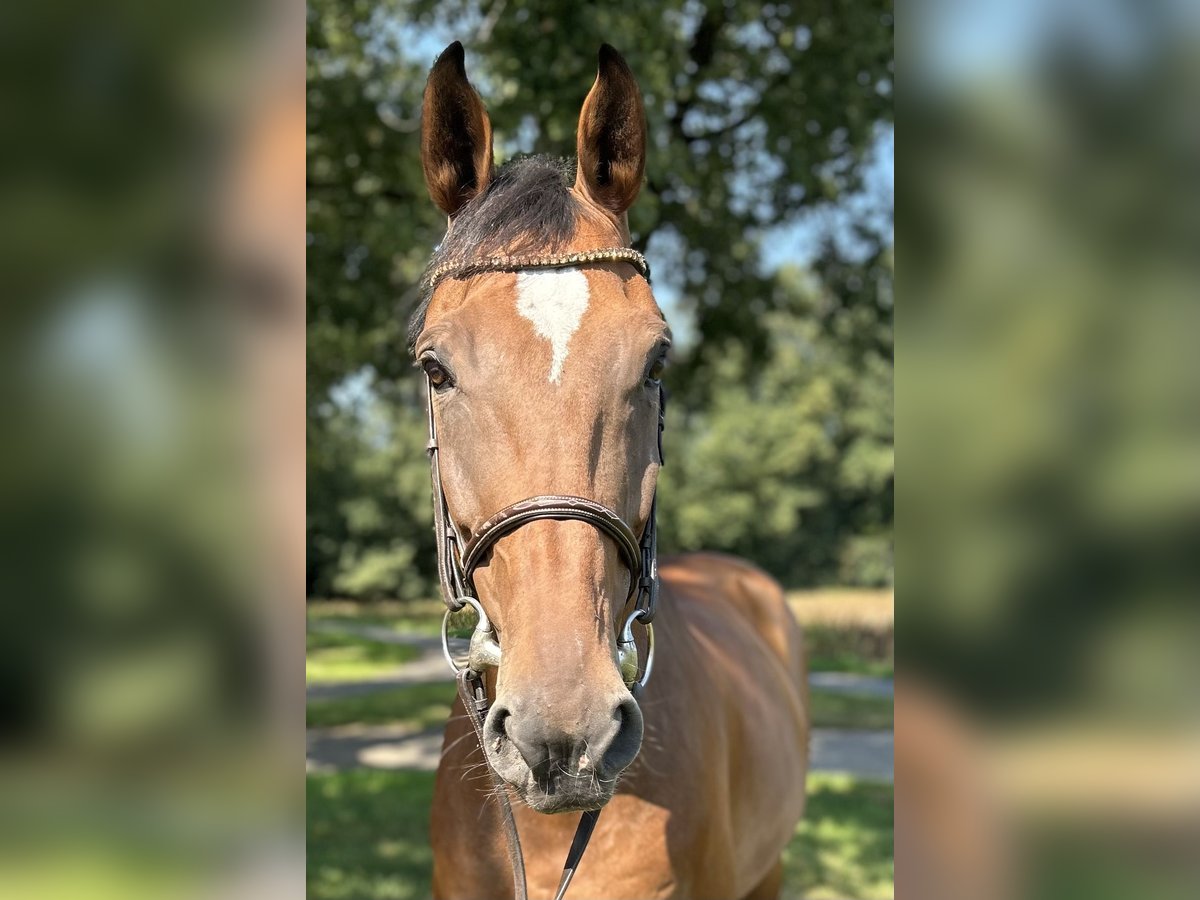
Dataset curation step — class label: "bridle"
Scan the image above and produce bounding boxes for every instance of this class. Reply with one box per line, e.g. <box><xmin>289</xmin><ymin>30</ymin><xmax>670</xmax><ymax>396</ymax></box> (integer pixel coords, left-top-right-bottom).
<box><xmin>422</xmin><ymin>246</ymin><xmax>663</xmax><ymax>900</ymax></box>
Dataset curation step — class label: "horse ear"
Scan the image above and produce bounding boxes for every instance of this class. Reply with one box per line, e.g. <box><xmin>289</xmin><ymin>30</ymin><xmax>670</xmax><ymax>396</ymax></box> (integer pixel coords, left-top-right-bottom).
<box><xmin>421</xmin><ymin>41</ymin><xmax>494</xmax><ymax>217</ymax></box>
<box><xmin>575</xmin><ymin>44</ymin><xmax>646</xmax><ymax>217</ymax></box>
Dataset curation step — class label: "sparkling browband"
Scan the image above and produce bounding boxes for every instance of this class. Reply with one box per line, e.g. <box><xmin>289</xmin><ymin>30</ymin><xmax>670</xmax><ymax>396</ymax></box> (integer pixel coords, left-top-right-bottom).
<box><xmin>427</xmin><ymin>246</ymin><xmax>650</xmax><ymax>289</ymax></box>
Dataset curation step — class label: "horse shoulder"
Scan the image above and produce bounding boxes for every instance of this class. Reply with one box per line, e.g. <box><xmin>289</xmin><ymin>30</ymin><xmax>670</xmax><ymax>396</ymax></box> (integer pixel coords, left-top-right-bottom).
<box><xmin>655</xmin><ymin>553</ymin><xmax>810</xmax><ymax>897</ymax></box>
<box><xmin>659</xmin><ymin>552</ymin><xmax>806</xmax><ymax>689</ymax></box>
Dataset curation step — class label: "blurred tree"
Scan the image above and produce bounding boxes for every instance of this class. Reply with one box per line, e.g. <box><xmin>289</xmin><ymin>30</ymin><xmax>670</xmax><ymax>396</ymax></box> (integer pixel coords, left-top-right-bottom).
<box><xmin>307</xmin><ymin>0</ymin><xmax>893</xmax><ymax>597</ymax></box>
<box><xmin>661</xmin><ymin>251</ymin><xmax>893</xmax><ymax>586</ymax></box>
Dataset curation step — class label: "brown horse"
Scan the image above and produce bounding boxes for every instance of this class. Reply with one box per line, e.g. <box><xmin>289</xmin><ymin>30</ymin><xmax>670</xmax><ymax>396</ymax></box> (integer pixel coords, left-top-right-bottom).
<box><xmin>413</xmin><ymin>42</ymin><xmax>809</xmax><ymax>900</ymax></box>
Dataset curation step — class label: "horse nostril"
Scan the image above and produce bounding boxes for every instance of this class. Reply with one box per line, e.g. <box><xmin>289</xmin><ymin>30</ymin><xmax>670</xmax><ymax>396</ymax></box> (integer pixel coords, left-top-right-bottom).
<box><xmin>601</xmin><ymin>694</ymin><xmax>644</xmax><ymax>775</ymax></box>
<box><xmin>485</xmin><ymin>704</ymin><xmax>511</xmax><ymax>752</ymax></box>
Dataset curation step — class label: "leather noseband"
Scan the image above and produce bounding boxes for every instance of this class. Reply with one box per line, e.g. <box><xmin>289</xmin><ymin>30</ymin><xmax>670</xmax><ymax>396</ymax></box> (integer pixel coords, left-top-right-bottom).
<box><xmin>463</xmin><ymin>494</ymin><xmax>643</xmax><ymax>593</ymax></box>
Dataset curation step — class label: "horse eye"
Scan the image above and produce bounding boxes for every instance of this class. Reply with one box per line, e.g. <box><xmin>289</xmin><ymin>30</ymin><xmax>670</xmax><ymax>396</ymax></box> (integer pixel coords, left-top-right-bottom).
<box><xmin>424</xmin><ymin>360</ymin><xmax>453</xmax><ymax>389</ymax></box>
<box><xmin>646</xmin><ymin>357</ymin><xmax>666</xmax><ymax>384</ymax></box>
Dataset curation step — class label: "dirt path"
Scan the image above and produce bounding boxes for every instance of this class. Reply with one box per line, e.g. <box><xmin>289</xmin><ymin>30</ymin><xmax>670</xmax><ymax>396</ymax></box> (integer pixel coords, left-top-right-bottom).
<box><xmin>306</xmin><ymin>722</ymin><xmax>894</xmax><ymax>780</ymax></box>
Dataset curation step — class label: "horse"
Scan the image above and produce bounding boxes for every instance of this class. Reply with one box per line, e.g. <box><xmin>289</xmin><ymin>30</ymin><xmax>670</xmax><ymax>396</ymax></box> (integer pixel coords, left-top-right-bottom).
<box><xmin>411</xmin><ymin>41</ymin><xmax>810</xmax><ymax>900</ymax></box>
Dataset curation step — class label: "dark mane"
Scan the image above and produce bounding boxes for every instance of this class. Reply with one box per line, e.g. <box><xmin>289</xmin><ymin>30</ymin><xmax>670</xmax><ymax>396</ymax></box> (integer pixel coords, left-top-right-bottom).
<box><xmin>407</xmin><ymin>155</ymin><xmax>582</xmax><ymax>351</ymax></box>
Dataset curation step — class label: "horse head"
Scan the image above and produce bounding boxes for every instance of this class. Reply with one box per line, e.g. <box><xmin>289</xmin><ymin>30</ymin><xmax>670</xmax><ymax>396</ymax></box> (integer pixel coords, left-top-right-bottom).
<box><xmin>413</xmin><ymin>42</ymin><xmax>667</xmax><ymax>814</ymax></box>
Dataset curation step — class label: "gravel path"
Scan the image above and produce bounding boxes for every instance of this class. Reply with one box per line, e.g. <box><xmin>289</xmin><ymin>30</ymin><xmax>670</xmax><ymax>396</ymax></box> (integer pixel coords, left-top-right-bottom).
<box><xmin>808</xmin><ymin>671</ymin><xmax>893</xmax><ymax>697</ymax></box>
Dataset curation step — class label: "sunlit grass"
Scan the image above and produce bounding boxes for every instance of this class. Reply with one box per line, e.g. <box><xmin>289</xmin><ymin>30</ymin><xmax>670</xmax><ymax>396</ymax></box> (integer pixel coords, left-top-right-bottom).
<box><xmin>787</xmin><ymin>588</ymin><xmax>894</xmax><ymax>627</ymax></box>
<box><xmin>307</xmin><ymin>770</ymin><xmax>436</xmax><ymax>900</ymax></box>
<box><xmin>0</xmin><ymin>846</ymin><xmax>210</xmax><ymax>900</ymax></box>
<box><xmin>306</xmin><ymin>600</ymin><xmax>460</xmax><ymax>638</ymax></box>
<box><xmin>784</xmin><ymin>773</ymin><xmax>895</xmax><ymax>899</ymax></box>
<box><xmin>305</xmin><ymin>631</ymin><xmax>421</xmax><ymax>684</ymax></box>
<box><xmin>306</xmin><ymin>682</ymin><xmax>457</xmax><ymax>730</ymax></box>
<box><xmin>306</xmin><ymin>770</ymin><xmax>893</xmax><ymax>900</ymax></box>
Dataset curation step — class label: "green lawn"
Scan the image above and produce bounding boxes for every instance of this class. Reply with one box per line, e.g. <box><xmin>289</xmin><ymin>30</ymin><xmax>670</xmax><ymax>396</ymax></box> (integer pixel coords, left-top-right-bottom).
<box><xmin>808</xmin><ymin>690</ymin><xmax>894</xmax><ymax>731</ymax></box>
<box><xmin>307</xmin><ymin>682</ymin><xmax>457</xmax><ymax>730</ymax></box>
<box><xmin>807</xmin><ymin>653</ymin><xmax>894</xmax><ymax>679</ymax></box>
<box><xmin>307</xmin><ymin>601</ymin><xmax>445</xmax><ymax>637</ymax></box>
<box><xmin>805</xmin><ymin>625</ymin><xmax>893</xmax><ymax>679</ymax></box>
<box><xmin>307</xmin><ymin>771</ymin><xmax>893</xmax><ymax>900</ymax></box>
<box><xmin>308</xmin><ymin>770</ymin><xmax>436</xmax><ymax>900</ymax></box>
<box><xmin>306</xmin><ymin>630</ymin><xmax>422</xmax><ymax>683</ymax></box>
<box><xmin>785</xmin><ymin>774</ymin><xmax>894</xmax><ymax>899</ymax></box>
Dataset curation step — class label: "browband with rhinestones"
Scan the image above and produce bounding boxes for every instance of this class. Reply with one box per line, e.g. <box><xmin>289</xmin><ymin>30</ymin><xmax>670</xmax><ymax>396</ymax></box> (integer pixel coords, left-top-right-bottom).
<box><xmin>427</xmin><ymin>247</ymin><xmax>650</xmax><ymax>290</ymax></box>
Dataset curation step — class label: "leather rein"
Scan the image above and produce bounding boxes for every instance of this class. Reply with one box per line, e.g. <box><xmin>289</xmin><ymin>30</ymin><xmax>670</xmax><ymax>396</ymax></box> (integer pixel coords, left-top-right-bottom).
<box><xmin>423</xmin><ymin>247</ymin><xmax>662</xmax><ymax>900</ymax></box>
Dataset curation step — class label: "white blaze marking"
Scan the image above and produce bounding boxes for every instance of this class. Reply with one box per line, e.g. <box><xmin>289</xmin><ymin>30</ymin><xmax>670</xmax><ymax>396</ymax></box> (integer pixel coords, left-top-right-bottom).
<box><xmin>515</xmin><ymin>267</ymin><xmax>590</xmax><ymax>384</ymax></box>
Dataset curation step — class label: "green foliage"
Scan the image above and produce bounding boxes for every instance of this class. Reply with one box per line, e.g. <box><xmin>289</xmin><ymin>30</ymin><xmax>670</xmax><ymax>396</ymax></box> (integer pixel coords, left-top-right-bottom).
<box><xmin>661</xmin><ymin>263</ymin><xmax>893</xmax><ymax>586</ymax></box>
<box><xmin>307</xmin><ymin>392</ymin><xmax>435</xmax><ymax>599</ymax></box>
<box><xmin>307</xmin><ymin>0</ymin><xmax>894</xmax><ymax>597</ymax></box>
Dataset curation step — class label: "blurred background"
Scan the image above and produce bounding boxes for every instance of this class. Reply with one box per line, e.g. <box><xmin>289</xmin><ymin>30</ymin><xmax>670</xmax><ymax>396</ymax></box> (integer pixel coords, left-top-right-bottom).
<box><xmin>0</xmin><ymin>1</ymin><xmax>303</xmax><ymax>898</ymax></box>
<box><xmin>15</xmin><ymin>0</ymin><xmax>1196</xmax><ymax>896</ymax></box>
<box><xmin>306</xmin><ymin>1</ymin><xmax>894</xmax><ymax>898</ymax></box>
<box><xmin>902</xmin><ymin>1</ymin><xmax>1200</xmax><ymax>899</ymax></box>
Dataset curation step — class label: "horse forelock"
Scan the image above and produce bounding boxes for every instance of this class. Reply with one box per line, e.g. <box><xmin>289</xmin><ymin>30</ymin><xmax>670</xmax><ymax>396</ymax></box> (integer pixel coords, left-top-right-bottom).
<box><xmin>408</xmin><ymin>155</ymin><xmax>592</xmax><ymax>351</ymax></box>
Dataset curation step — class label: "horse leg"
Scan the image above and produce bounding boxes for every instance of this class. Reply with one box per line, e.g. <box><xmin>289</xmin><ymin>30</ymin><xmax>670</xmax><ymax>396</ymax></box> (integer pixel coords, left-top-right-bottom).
<box><xmin>740</xmin><ymin>858</ymin><xmax>783</xmax><ymax>900</ymax></box>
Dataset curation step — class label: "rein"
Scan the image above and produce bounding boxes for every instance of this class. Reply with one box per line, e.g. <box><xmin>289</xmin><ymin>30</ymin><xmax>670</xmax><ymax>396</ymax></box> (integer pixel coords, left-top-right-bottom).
<box><xmin>423</xmin><ymin>248</ymin><xmax>661</xmax><ymax>900</ymax></box>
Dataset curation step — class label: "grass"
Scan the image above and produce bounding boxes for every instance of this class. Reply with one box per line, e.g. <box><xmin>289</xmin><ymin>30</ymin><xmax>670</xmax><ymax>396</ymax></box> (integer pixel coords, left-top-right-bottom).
<box><xmin>808</xmin><ymin>690</ymin><xmax>894</xmax><ymax>731</ymax></box>
<box><xmin>307</xmin><ymin>600</ymin><xmax>478</xmax><ymax>639</ymax></box>
<box><xmin>306</xmin><ymin>630</ymin><xmax>422</xmax><ymax>684</ymax></box>
<box><xmin>306</xmin><ymin>770</ymin><xmax>892</xmax><ymax>900</ymax></box>
<box><xmin>308</xmin><ymin>770</ymin><xmax>437</xmax><ymax>900</ymax></box>
<box><xmin>784</xmin><ymin>774</ymin><xmax>895</xmax><ymax>899</ymax></box>
<box><xmin>308</xmin><ymin>599</ymin><xmax>445</xmax><ymax>632</ymax></box>
<box><xmin>811</xmin><ymin>652</ymin><xmax>897</xmax><ymax>681</ymax></box>
<box><xmin>790</xmin><ymin>589</ymin><xmax>894</xmax><ymax>678</ymax></box>
<box><xmin>307</xmin><ymin>682</ymin><xmax>457</xmax><ymax>730</ymax></box>
<box><xmin>786</xmin><ymin>588</ymin><xmax>894</xmax><ymax>625</ymax></box>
